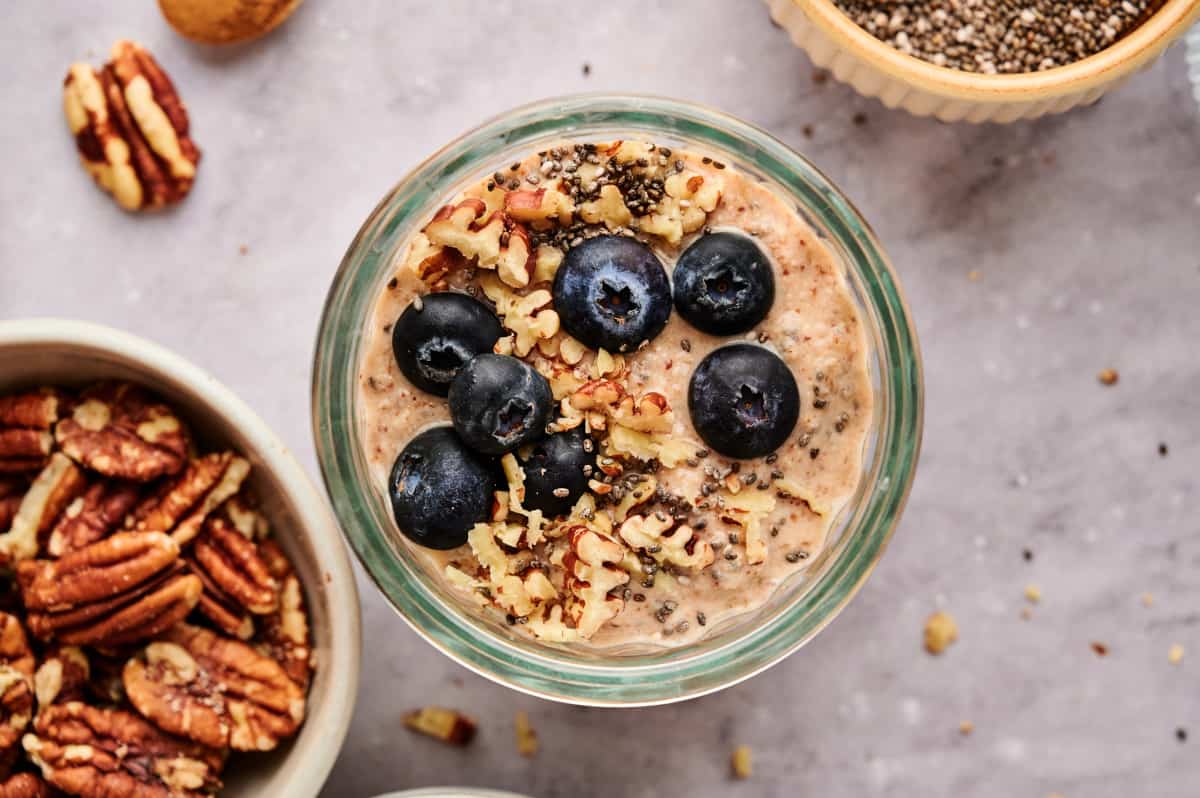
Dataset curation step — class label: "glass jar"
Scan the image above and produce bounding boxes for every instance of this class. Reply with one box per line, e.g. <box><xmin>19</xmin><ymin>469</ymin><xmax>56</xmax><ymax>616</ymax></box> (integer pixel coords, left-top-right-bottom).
<box><xmin>313</xmin><ymin>95</ymin><xmax>923</xmax><ymax>706</ymax></box>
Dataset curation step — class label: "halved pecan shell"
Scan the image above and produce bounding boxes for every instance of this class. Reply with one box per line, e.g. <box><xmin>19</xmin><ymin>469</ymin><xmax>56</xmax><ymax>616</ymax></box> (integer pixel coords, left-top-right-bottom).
<box><xmin>124</xmin><ymin>623</ymin><xmax>304</xmax><ymax>752</ymax></box>
<box><xmin>23</xmin><ymin>702</ymin><xmax>223</xmax><ymax>798</ymax></box>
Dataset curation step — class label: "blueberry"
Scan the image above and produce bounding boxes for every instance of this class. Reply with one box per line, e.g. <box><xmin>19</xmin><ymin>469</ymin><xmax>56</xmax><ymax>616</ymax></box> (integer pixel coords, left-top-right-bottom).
<box><xmin>672</xmin><ymin>232</ymin><xmax>775</xmax><ymax>336</ymax></box>
<box><xmin>688</xmin><ymin>343</ymin><xmax>799</xmax><ymax>459</ymax></box>
<box><xmin>448</xmin><ymin>354</ymin><xmax>553</xmax><ymax>455</ymax></box>
<box><xmin>392</xmin><ymin>293</ymin><xmax>503</xmax><ymax>396</ymax></box>
<box><xmin>518</xmin><ymin>428</ymin><xmax>595</xmax><ymax>517</ymax></box>
<box><xmin>553</xmin><ymin>235</ymin><xmax>671</xmax><ymax>352</ymax></box>
<box><xmin>389</xmin><ymin>427</ymin><xmax>497</xmax><ymax>550</ymax></box>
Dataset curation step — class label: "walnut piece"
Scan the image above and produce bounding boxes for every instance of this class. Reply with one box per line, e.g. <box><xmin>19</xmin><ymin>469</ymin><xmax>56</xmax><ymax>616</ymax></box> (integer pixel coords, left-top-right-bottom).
<box><xmin>55</xmin><ymin>384</ymin><xmax>188</xmax><ymax>483</ymax></box>
<box><xmin>480</xmin><ymin>276</ymin><xmax>561</xmax><ymax>357</ymax></box>
<box><xmin>402</xmin><ymin>707</ymin><xmax>476</xmax><ymax>746</ymax></box>
<box><xmin>638</xmin><ymin>171</ymin><xmax>723</xmax><ymax>245</ymax></box>
<box><xmin>563</xmin><ymin>526</ymin><xmax>629</xmax><ymax>639</ymax></box>
<box><xmin>618</xmin><ymin>514</ymin><xmax>715</xmax><ymax>571</ymax></box>
<box><xmin>719</xmin><ymin>489</ymin><xmax>776</xmax><ymax>566</ymax></box>
<box><xmin>923</xmin><ymin>611</ymin><xmax>958</xmax><ymax>655</ymax></box>
<box><xmin>123</xmin><ymin>623</ymin><xmax>304</xmax><ymax>752</ymax></box>
<box><xmin>23</xmin><ymin>701</ymin><xmax>224</xmax><ymax>798</ymax></box>
<box><xmin>18</xmin><ymin>532</ymin><xmax>202</xmax><ymax>647</ymax></box>
<box><xmin>63</xmin><ymin>41</ymin><xmax>199</xmax><ymax>212</ymax></box>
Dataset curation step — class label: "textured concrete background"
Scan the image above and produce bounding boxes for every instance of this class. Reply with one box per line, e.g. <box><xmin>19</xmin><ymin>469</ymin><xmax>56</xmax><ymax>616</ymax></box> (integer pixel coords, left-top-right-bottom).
<box><xmin>2</xmin><ymin>2</ymin><xmax>1198</xmax><ymax>797</ymax></box>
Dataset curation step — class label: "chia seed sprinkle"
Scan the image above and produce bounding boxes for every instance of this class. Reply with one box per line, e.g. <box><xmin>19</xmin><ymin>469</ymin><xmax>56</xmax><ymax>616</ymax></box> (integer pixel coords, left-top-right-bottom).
<box><xmin>833</xmin><ymin>0</ymin><xmax>1157</xmax><ymax>74</ymax></box>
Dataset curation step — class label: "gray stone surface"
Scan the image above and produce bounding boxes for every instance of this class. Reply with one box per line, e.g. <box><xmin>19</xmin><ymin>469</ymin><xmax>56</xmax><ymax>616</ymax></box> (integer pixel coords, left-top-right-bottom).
<box><xmin>2</xmin><ymin>2</ymin><xmax>1198</xmax><ymax>797</ymax></box>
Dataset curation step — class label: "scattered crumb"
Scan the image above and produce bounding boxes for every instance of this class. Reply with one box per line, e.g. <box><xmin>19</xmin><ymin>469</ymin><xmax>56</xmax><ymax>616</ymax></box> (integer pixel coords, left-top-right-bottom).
<box><xmin>515</xmin><ymin>711</ymin><xmax>538</xmax><ymax>757</ymax></box>
<box><xmin>1168</xmin><ymin>644</ymin><xmax>1184</xmax><ymax>666</ymax></box>
<box><xmin>1020</xmin><ymin>607</ymin><xmax>1033</xmax><ymax>621</ymax></box>
<box><xmin>402</xmin><ymin>707</ymin><xmax>477</xmax><ymax>746</ymax></box>
<box><xmin>1178</xmin><ymin>727</ymin><xmax>1188</xmax><ymax>743</ymax></box>
<box><xmin>852</xmin><ymin>112</ymin><xmax>868</xmax><ymax>126</ymax></box>
<box><xmin>812</xmin><ymin>70</ymin><xmax>829</xmax><ymax>85</ymax></box>
<box><xmin>731</xmin><ymin>744</ymin><xmax>752</xmax><ymax>779</ymax></box>
<box><xmin>967</xmin><ymin>270</ymin><xmax>982</xmax><ymax>282</ymax></box>
<box><xmin>959</xmin><ymin>720</ymin><xmax>974</xmax><ymax>736</ymax></box>
<box><xmin>1158</xmin><ymin>442</ymin><xmax>1168</xmax><ymax>457</ymax></box>
<box><xmin>582</xmin><ymin>62</ymin><xmax>591</xmax><ymax>76</ymax></box>
<box><xmin>1090</xmin><ymin>641</ymin><xmax>1109</xmax><ymax>657</ymax></box>
<box><xmin>1047</xmin><ymin>793</ymin><xmax>1066</xmax><ymax>798</ymax></box>
<box><xmin>924</xmin><ymin>611</ymin><xmax>958</xmax><ymax>655</ymax></box>
<box><xmin>1141</xmin><ymin>592</ymin><xmax>1154</xmax><ymax>608</ymax></box>
<box><xmin>1022</xmin><ymin>548</ymin><xmax>1034</xmax><ymax>562</ymax></box>
<box><xmin>1024</xmin><ymin>584</ymin><xmax>1041</xmax><ymax>604</ymax></box>
<box><xmin>802</xmin><ymin>124</ymin><xmax>814</xmax><ymax>138</ymax></box>
<box><xmin>238</xmin><ymin>244</ymin><xmax>249</xmax><ymax>255</ymax></box>
<box><xmin>1097</xmin><ymin>368</ymin><xmax>1119</xmax><ymax>386</ymax></box>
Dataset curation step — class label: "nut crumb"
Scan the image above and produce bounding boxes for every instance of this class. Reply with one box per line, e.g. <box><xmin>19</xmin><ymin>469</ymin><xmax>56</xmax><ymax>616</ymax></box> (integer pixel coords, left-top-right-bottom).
<box><xmin>238</xmin><ymin>244</ymin><xmax>249</xmax><ymax>255</ymax></box>
<box><xmin>1090</xmin><ymin>641</ymin><xmax>1109</xmax><ymax>657</ymax></box>
<box><xmin>1168</xmin><ymin>644</ymin><xmax>1184</xmax><ymax>666</ymax></box>
<box><xmin>1141</xmin><ymin>592</ymin><xmax>1154</xmax><ymax>608</ymax></box>
<box><xmin>967</xmin><ymin>270</ymin><xmax>982</xmax><ymax>282</ymax></box>
<box><xmin>731</xmin><ymin>744</ymin><xmax>752</xmax><ymax>779</ymax></box>
<box><xmin>1023</xmin><ymin>584</ymin><xmax>1041</xmax><ymax>603</ymax></box>
<box><xmin>923</xmin><ymin>611</ymin><xmax>958</xmax><ymax>655</ymax></box>
<box><xmin>1097</xmin><ymin>368</ymin><xmax>1119</xmax><ymax>386</ymax></box>
<box><xmin>515</xmin><ymin>710</ymin><xmax>538</xmax><ymax>757</ymax></box>
<box><xmin>1020</xmin><ymin>607</ymin><xmax>1033</xmax><ymax>621</ymax></box>
<box><xmin>959</xmin><ymin>720</ymin><xmax>974</xmax><ymax>736</ymax></box>
<box><xmin>403</xmin><ymin>706</ymin><xmax>476</xmax><ymax>746</ymax></box>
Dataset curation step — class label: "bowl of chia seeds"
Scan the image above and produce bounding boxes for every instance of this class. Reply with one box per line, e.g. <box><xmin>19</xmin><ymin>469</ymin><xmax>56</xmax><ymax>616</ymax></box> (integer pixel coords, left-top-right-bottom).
<box><xmin>766</xmin><ymin>0</ymin><xmax>1200</xmax><ymax>122</ymax></box>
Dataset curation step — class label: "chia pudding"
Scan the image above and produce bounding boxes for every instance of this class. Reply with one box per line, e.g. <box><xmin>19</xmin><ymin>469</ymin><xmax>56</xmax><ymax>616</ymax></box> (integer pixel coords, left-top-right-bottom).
<box><xmin>356</xmin><ymin>139</ymin><xmax>872</xmax><ymax>648</ymax></box>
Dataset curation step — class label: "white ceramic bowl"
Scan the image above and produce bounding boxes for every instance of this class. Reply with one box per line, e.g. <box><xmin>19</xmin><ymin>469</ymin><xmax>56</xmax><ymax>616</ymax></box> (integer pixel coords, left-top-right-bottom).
<box><xmin>0</xmin><ymin>318</ymin><xmax>361</xmax><ymax>797</ymax></box>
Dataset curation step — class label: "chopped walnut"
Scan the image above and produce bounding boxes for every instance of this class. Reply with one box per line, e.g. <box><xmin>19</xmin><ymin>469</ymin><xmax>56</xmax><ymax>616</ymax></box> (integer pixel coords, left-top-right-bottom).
<box><xmin>719</xmin><ymin>489</ymin><xmax>776</xmax><ymax>566</ymax></box>
<box><xmin>403</xmin><ymin>707</ymin><xmax>476</xmax><ymax>746</ymax></box>
<box><xmin>579</xmin><ymin>184</ymin><xmax>633</xmax><ymax>230</ymax></box>
<box><xmin>563</xmin><ymin>526</ymin><xmax>628</xmax><ymax>639</ymax></box>
<box><xmin>618</xmin><ymin>514</ymin><xmax>714</xmax><ymax>571</ymax></box>
<box><xmin>924</xmin><ymin>611</ymin><xmax>958</xmax><ymax>655</ymax></box>
<box><xmin>639</xmin><ymin>171</ymin><xmax>723</xmax><ymax>245</ymax></box>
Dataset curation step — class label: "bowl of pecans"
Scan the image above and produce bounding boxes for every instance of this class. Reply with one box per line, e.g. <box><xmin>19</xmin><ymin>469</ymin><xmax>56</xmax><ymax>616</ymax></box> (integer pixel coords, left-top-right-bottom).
<box><xmin>0</xmin><ymin>318</ymin><xmax>360</xmax><ymax>797</ymax></box>
<box><xmin>767</xmin><ymin>0</ymin><xmax>1200</xmax><ymax>122</ymax></box>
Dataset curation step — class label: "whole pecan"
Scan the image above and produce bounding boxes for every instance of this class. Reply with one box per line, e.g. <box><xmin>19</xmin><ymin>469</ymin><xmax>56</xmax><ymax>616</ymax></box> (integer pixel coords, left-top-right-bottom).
<box><xmin>127</xmin><ymin>454</ymin><xmax>250</xmax><ymax>546</ymax></box>
<box><xmin>23</xmin><ymin>702</ymin><xmax>223</xmax><ymax>798</ymax></box>
<box><xmin>254</xmin><ymin>539</ymin><xmax>312</xmax><ymax>688</ymax></box>
<box><xmin>63</xmin><ymin>41</ymin><xmax>199</xmax><ymax>212</ymax></box>
<box><xmin>0</xmin><ymin>455</ymin><xmax>87</xmax><ymax>567</ymax></box>
<box><xmin>18</xmin><ymin>532</ymin><xmax>201</xmax><ymax>647</ymax></box>
<box><xmin>54</xmin><ymin>384</ymin><xmax>188</xmax><ymax>483</ymax></box>
<box><xmin>46</xmin><ymin>479</ymin><xmax>142</xmax><ymax>558</ymax></box>
<box><xmin>124</xmin><ymin>623</ymin><xmax>304</xmax><ymax>752</ymax></box>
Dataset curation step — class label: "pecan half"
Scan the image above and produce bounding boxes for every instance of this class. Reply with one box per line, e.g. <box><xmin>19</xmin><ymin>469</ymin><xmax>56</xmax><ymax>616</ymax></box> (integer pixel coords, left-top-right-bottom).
<box><xmin>23</xmin><ymin>702</ymin><xmax>223</xmax><ymax>798</ymax></box>
<box><xmin>55</xmin><ymin>384</ymin><xmax>188</xmax><ymax>483</ymax></box>
<box><xmin>0</xmin><ymin>455</ymin><xmax>87</xmax><ymax>567</ymax></box>
<box><xmin>124</xmin><ymin>623</ymin><xmax>304</xmax><ymax>752</ymax></box>
<box><xmin>0</xmin><ymin>391</ymin><xmax>64</xmax><ymax>431</ymax></box>
<box><xmin>47</xmin><ymin>479</ymin><xmax>142</xmax><ymax>558</ymax></box>
<box><xmin>0</xmin><ymin>614</ymin><xmax>35</xmax><ymax>762</ymax></box>
<box><xmin>63</xmin><ymin>41</ymin><xmax>199</xmax><ymax>212</ymax></box>
<box><xmin>127</xmin><ymin>454</ymin><xmax>250</xmax><ymax>546</ymax></box>
<box><xmin>0</xmin><ymin>480</ymin><xmax>27</xmax><ymax>533</ymax></box>
<box><xmin>18</xmin><ymin>532</ymin><xmax>201</xmax><ymax>647</ymax></box>
<box><xmin>187</xmin><ymin>518</ymin><xmax>277</xmax><ymax>640</ymax></box>
<box><xmin>34</xmin><ymin>646</ymin><xmax>90</xmax><ymax>710</ymax></box>
<box><xmin>0</xmin><ymin>432</ymin><xmax>52</xmax><ymax>476</ymax></box>
<box><xmin>0</xmin><ymin>773</ymin><xmax>54</xmax><ymax>798</ymax></box>
<box><xmin>253</xmin><ymin>540</ymin><xmax>311</xmax><ymax>688</ymax></box>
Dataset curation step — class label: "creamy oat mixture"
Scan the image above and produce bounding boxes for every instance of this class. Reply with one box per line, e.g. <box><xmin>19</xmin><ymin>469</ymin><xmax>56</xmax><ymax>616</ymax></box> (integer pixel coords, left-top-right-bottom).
<box><xmin>357</xmin><ymin>139</ymin><xmax>872</xmax><ymax>649</ymax></box>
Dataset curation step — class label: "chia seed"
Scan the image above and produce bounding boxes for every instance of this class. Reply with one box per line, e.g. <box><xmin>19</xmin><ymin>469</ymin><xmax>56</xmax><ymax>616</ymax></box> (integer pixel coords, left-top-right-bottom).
<box><xmin>832</xmin><ymin>0</ymin><xmax>1157</xmax><ymax>74</ymax></box>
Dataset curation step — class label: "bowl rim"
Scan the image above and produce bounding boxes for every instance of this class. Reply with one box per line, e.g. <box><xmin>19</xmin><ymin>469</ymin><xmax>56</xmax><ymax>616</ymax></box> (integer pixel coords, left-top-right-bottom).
<box><xmin>790</xmin><ymin>0</ymin><xmax>1200</xmax><ymax>101</ymax></box>
<box><xmin>0</xmin><ymin>317</ymin><xmax>361</xmax><ymax>798</ymax></box>
<box><xmin>313</xmin><ymin>93</ymin><xmax>923</xmax><ymax>706</ymax></box>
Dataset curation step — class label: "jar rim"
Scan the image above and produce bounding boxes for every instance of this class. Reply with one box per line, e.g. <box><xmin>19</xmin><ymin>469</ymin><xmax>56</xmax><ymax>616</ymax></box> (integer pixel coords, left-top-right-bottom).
<box><xmin>312</xmin><ymin>94</ymin><xmax>924</xmax><ymax>706</ymax></box>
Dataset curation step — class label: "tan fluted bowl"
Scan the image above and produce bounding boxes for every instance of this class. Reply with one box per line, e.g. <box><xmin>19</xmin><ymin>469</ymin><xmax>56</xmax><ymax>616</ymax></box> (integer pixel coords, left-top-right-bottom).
<box><xmin>767</xmin><ymin>0</ymin><xmax>1200</xmax><ymax>122</ymax></box>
